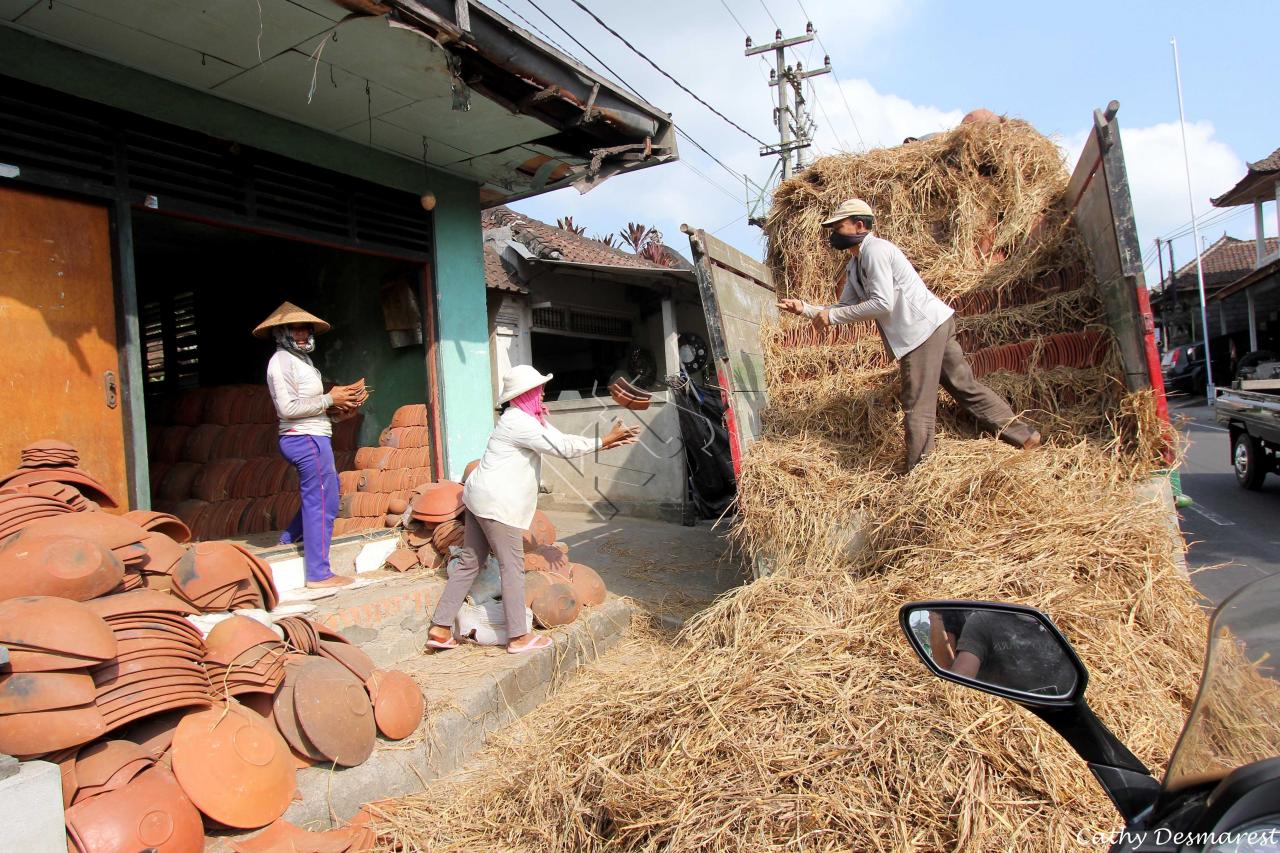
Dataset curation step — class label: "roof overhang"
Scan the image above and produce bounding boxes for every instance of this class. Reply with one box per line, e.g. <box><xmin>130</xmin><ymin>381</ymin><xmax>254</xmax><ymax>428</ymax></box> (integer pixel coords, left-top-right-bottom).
<box><xmin>1208</xmin><ymin>257</ymin><xmax>1280</xmax><ymax>304</ymax></box>
<box><xmin>0</xmin><ymin>0</ymin><xmax>677</xmax><ymax>203</ymax></box>
<box><xmin>1212</xmin><ymin>170</ymin><xmax>1279</xmax><ymax>208</ymax></box>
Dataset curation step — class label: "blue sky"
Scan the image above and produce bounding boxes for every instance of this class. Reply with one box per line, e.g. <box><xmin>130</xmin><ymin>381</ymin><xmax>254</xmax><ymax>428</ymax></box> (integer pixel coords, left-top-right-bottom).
<box><xmin>502</xmin><ymin>0</ymin><xmax>1278</xmax><ymax>283</ymax></box>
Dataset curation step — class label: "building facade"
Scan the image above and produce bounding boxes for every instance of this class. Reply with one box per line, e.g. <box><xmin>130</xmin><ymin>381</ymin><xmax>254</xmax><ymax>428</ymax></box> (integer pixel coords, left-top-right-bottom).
<box><xmin>0</xmin><ymin>0</ymin><xmax>676</xmax><ymax>535</ymax></box>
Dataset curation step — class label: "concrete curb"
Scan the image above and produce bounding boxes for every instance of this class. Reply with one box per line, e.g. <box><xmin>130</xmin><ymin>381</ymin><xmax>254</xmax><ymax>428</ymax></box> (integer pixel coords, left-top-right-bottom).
<box><xmin>282</xmin><ymin>596</ymin><xmax>636</xmax><ymax>828</ymax></box>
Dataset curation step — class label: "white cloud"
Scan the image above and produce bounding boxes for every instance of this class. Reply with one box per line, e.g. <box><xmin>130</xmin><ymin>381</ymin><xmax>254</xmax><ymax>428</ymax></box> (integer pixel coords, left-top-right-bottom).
<box><xmin>512</xmin><ymin>78</ymin><xmax>963</xmax><ymax>260</ymax></box>
<box><xmin>1060</xmin><ymin>120</ymin><xmax>1247</xmax><ymax>275</ymax></box>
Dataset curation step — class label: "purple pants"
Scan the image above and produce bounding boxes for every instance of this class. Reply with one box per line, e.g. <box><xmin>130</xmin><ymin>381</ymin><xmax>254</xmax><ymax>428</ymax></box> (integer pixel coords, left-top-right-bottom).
<box><xmin>278</xmin><ymin>434</ymin><xmax>339</xmax><ymax>582</ymax></box>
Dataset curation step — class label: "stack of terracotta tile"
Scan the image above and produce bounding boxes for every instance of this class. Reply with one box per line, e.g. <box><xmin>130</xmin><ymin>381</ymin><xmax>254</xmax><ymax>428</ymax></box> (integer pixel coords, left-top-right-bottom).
<box><xmin>86</xmin><ymin>591</ymin><xmax>215</xmax><ymax>733</ymax></box>
<box><xmin>147</xmin><ymin>383</ymin><xmax>361</xmax><ymax>540</ymax></box>
<box><xmin>333</xmin><ymin>403</ymin><xmax>434</xmax><ymax>536</ymax></box>
<box><xmin>0</xmin><ymin>482</ymin><xmax>86</xmax><ymax>538</ymax></box>
<box><xmin>170</xmin><ymin>541</ymin><xmax>279</xmax><ymax>613</ymax></box>
<box><xmin>0</xmin><ymin>440</ymin><xmax>118</xmax><ymax>508</ymax></box>
<box><xmin>202</xmin><ymin>615</ymin><xmax>288</xmax><ymax>700</ymax></box>
<box><xmin>0</xmin><ymin>597</ymin><xmax>117</xmax><ymax>757</ymax></box>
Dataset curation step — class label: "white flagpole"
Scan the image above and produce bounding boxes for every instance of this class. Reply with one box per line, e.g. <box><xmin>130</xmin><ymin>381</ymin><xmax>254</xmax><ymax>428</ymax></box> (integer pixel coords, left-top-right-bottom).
<box><xmin>1171</xmin><ymin>36</ymin><xmax>1215</xmax><ymax>405</ymax></box>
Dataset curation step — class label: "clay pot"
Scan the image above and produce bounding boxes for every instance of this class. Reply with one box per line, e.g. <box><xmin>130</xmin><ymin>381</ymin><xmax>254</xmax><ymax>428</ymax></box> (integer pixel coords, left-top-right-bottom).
<box><xmin>292</xmin><ymin>658</ymin><xmax>376</xmax><ymax>767</ymax></box>
<box><xmin>0</xmin><ymin>535</ymin><xmax>125</xmax><ymax>602</ymax></box>
<box><xmin>204</xmin><ymin>615</ymin><xmax>281</xmax><ymax>666</ymax></box>
<box><xmin>383</xmin><ymin>549</ymin><xmax>418</xmax><ymax>573</ymax></box>
<box><xmin>0</xmin><ymin>596</ymin><xmax>117</xmax><ymax>661</ymax></box>
<box><xmin>523</xmin><ymin>551</ymin><xmax>550</xmax><ymax>573</ymax></box>
<box><xmin>171</xmin><ymin>703</ymin><xmax>295</xmax><ymax>829</ymax></box>
<box><xmin>568</xmin><ymin>564</ymin><xmax>606</xmax><ymax>607</ymax></box>
<box><xmin>123</xmin><ymin>511</ymin><xmax>191</xmax><ymax>544</ymax></box>
<box><xmin>523</xmin><ymin>570</ymin><xmax>552</xmax><ymax>608</ymax></box>
<box><xmin>0</xmin><ymin>670</ymin><xmax>96</xmax><ymax>714</ymax></box>
<box><xmin>64</xmin><ymin>765</ymin><xmax>204</xmax><ymax>853</ymax></box>
<box><xmin>522</xmin><ymin>510</ymin><xmax>557</xmax><ymax>550</ymax></box>
<box><xmin>961</xmin><ymin>107</ymin><xmax>1001</xmax><ymax>125</ymax></box>
<box><xmin>530</xmin><ymin>580</ymin><xmax>581</xmax><ymax>628</ymax></box>
<box><xmin>366</xmin><ymin>669</ymin><xmax>424</xmax><ymax>740</ymax></box>
<box><xmin>462</xmin><ymin>459</ymin><xmax>481</xmax><ymax>483</ymax></box>
<box><xmin>412</xmin><ymin>482</ymin><xmax>464</xmax><ymax>524</ymax></box>
<box><xmin>0</xmin><ymin>702</ymin><xmax>106</xmax><ymax>755</ymax></box>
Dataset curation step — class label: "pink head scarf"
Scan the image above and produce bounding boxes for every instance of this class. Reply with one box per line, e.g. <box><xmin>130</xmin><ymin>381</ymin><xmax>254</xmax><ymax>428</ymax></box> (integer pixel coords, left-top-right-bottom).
<box><xmin>510</xmin><ymin>384</ymin><xmax>548</xmax><ymax>425</ymax></box>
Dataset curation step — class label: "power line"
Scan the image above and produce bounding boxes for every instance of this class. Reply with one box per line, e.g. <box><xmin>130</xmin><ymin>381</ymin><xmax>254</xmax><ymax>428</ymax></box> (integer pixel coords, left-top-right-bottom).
<box><xmin>680</xmin><ymin>160</ymin><xmax>743</xmax><ymax>203</ymax></box>
<box><xmin>757</xmin><ymin>0</ymin><xmax>780</xmax><ymax>29</ymax></box>
<box><xmin>490</xmin><ymin>0</ymin><xmax>578</xmax><ymax>59</ymax></box>
<box><xmin>793</xmin><ymin>0</ymin><xmax>865</xmax><ymax>149</ymax></box>
<box><xmin>718</xmin><ymin>0</ymin><xmax>750</xmax><ymax>36</ymax></box>
<box><xmin>563</xmin><ymin>0</ymin><xmax>770</xmax><ymax>148</ymax></box>
<box><xmin>515</xmin><ymin>0</ymin><xmax>749</xmax><ymax>193</ymax></box>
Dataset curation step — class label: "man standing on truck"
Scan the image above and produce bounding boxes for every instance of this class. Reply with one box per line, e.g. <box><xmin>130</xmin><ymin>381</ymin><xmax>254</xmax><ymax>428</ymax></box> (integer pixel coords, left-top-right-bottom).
<box><xmin>778</xmin><ymin>198</ymin><xmax>1041</xmax><ymax>472</ymax></box>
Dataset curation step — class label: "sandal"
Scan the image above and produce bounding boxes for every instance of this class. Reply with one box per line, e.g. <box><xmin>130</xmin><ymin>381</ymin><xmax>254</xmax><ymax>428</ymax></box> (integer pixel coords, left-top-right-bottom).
<box><xmin>426</xmin><ymin>628</ymin><xmax>457</xmax><ymax>650</ymax></box>
<box><xmin>506</xmin><ymin>635</ymin><xmax>551</xmax><ymax>655</ymax></box>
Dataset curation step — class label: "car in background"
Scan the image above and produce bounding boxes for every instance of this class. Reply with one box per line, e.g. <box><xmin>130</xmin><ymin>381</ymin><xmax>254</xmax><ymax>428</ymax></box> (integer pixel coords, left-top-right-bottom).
<box><xmin>1160</xmin><ymin>334</ymin><xmax>1245</xmax><ymax>395</ymax></box>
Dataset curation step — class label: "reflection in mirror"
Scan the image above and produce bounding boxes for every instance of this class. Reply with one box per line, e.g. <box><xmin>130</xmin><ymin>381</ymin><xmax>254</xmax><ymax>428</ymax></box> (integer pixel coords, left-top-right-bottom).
<box><xmin>1163</xmin><ymin>571</ymin><xmax>1280</xmax><ymax>793</ymax></box>
<box><xmin>906</xmin><ymin>607</ymin><xmax>1079</xmax><ymax>700</ymax></box>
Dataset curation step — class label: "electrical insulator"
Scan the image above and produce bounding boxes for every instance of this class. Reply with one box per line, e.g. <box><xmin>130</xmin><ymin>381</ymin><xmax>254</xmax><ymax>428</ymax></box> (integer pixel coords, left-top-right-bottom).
<box><xmin>745</xmin><ymin>36</ymin><xmax>752</xmax><ymax>48</ymax></box>
<box><xmin>824</xmin><ymin>55</ymin><xmax>831</xmax><ymax>68</ymax></box>
<box><xmin>769</xmin><ymin>69</ymin><xmax>776</xmax><ymax>81</ymax></box>
<box><xmin>774</xmin><ymin>28</ymin><xmax>782</xmax><ymax>40</ymax></box>
<box><xmin>805</xmin><ymin>21</ymin><xmax>814</xmax><ymax>34</ymax></box>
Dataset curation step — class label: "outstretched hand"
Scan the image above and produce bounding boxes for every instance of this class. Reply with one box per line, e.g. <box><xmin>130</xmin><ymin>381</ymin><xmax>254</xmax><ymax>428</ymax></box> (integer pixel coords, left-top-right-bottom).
<box><xmin>777</xmin><ymin>298</ymin><xmax>806</xmax><ymax>316</ymax></box>
<box><xmin>602</xmin><ymin>421</ymin><xmax>642</xmax><ymax>449</ymax></box>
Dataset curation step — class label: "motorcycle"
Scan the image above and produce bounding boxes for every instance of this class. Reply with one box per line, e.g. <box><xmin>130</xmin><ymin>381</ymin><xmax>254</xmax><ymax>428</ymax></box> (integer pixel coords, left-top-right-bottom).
<box><xmin>898</xmin><ymin>571</ymin><xmax>1280</xmax><ymax>852</ymax></box>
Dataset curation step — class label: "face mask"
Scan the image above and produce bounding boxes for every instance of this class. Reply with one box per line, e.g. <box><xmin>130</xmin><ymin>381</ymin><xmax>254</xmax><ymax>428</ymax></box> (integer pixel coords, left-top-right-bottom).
<box><xmin>828</xmin><ymin>231</ymin><xmax>868</xmax><ymax>250</ymax></box>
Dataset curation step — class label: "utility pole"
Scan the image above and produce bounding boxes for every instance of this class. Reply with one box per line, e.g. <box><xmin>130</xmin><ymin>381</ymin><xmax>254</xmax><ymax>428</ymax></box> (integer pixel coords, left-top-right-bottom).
<box><xmin>745</xmin><ymin>23</ymin><xmax>830</xmax><ymax>181</ymax></box>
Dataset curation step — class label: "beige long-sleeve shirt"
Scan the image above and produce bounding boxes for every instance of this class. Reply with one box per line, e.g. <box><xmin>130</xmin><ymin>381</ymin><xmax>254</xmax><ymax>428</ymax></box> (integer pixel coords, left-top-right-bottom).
<box><xmin>266</xmin><ymin>349</ymin><xmax>333</xmax><ymax>437</ymax></box>
<box><xmin>463</xmin><ymin>408</ymin><xmax>601</xmax><ymax>530</ymax></box>
<box><xmin>802</xmin><ymin>234</ymin><xmax>954</xmax><ymax>359</ymax></box>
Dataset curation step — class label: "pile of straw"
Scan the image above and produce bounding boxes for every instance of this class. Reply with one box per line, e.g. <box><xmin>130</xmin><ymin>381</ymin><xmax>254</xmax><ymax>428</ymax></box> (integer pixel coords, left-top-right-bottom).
<box><xmin>372</xmin><ymin>120</ymin><xmax>1210</xmax><ymax>851</ymax></box>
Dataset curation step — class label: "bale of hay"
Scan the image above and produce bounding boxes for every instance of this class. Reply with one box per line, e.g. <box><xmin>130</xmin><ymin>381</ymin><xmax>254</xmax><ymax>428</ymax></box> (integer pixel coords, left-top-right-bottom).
<box><xmin>371</xmin><ymin>120</ymin><xmax>1204</xmax><ymax>852</ymax></box>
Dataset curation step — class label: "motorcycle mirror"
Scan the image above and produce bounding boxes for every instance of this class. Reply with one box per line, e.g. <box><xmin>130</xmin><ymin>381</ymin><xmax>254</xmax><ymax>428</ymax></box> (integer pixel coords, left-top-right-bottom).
<box><xmin>898</xmin><ymin>601</ymin><xmax>1089</xmax><ymax>708</ymax></box>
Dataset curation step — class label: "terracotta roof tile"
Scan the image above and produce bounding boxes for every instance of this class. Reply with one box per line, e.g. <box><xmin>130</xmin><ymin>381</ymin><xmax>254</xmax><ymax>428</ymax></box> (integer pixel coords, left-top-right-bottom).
<box><xmin>1247</xmin><ymin>147</ymin><xmax>1280</xmax><ymax>173</ymax></box>
<box><xmin>1165</xmin><ymin>235</ymin><xmax>1278</xmax><ymax>292</ymax></box>
<box><xmin>483</xmin><ymin>246</ymin><xmax>527</xmax><ymax>293</ymax></box>
<box><xmin>482</xmin><ymin>206</ymin><xmax>667</xmax><ymax>270</ymax></box>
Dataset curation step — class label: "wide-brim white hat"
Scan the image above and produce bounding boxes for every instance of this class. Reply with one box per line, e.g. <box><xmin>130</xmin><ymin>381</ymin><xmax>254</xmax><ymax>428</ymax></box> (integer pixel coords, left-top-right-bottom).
<box><xmin>498</xmin><ymin>364</ymin><xmax>553</xmax><ymax>404</ymax></box>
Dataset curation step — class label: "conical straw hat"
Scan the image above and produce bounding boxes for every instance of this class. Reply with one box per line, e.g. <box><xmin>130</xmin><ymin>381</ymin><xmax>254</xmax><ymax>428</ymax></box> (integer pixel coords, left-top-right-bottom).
<box><xmin>252</xmin><ymin>302</ymin><xmax>331</xmax><ymax>339</ymax></box>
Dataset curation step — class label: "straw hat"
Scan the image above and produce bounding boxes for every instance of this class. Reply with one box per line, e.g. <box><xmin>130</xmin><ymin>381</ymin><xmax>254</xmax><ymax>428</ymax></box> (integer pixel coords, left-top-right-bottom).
<box><xmin>498</xmin><ymin>364</ymin><xmax>553</xmax><ymax>404</ymax></box>
<box><xmin>252</xmin><ymin>302</ymin><xmax>331</xmax><ymax>339</ymax></box>
<box><xmin>820</xmin><ymin>198</ymin><xmax>875</xmax><ymax>228</ymax></box>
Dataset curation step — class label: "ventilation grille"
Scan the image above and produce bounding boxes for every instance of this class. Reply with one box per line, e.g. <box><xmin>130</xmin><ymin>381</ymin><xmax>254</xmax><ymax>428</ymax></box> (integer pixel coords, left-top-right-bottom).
<box><xmin>171</xmin><ymin>290</ymin><xmax>201</xmax><ymax>391</ymax></box>
<box><xmin>0</xmin><ymin>90</ymin><xmax>115</xmax><ymax>189</ymax></box>
<box><xmin>0</xmin><ymin>77</ymin><xmax>431</xmax><ymax>257</ymax></box>
<box><xmin>569</xmin><ymin>309</ymin><xmax>630</xmax><ymax>339</ymax></box>
<box><xmin>532</xmin><ymin>305</ymin><xmax>632</xmax><ymax>340</ymax></box>
<box><xmin>142</xmin><ymin>301</ymin><xmax>167</xmax><ymax>386</ymax></box>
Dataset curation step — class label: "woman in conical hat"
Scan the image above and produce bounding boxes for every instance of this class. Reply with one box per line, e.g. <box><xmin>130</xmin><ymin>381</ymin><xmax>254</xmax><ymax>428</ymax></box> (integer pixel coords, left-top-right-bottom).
<box><xmin>255</xmin><ymin>302</ymin><xmax>365</xmax><ymax>588</ymax></box>
<box><xmin>425</xmin><ymin>364</ymin><xmax>641</xmax><ymax>654</ymax></box>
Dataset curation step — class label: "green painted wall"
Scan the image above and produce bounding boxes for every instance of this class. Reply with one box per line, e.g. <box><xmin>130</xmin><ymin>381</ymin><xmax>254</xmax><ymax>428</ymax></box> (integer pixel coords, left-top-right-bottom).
<box><xmin>431</xmin><ymin>182</ymin><xmax>495</xmax><ymax>478</ymax></box>
<box><xmin>1</xmin><ymin>28</ymin><xmax>496</xmax><ymax>479</ymax></box>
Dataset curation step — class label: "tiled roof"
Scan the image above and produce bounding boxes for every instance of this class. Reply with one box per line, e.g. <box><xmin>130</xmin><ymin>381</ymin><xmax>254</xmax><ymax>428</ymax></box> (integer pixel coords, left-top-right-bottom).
<box><xmin>483</xmin><ymin>206</ymin><xmax>668</xmax><ymax>270</ymax></box>
<box><xmin>1211</xmin><ymin>145</ymin><xmax>1280</xmax><ymax>206</ymax></box>
<box><xmin>1247</xmin><ymin>147</ymin><xmax>1280</xmax><ymax>173</ymax></box>
<box><xmin>483</xmin><ymin>245</ymin><xmax>527</xmax><ymax>293</ymax></box>
<box><xmin>1163</xmin><ymin>235</ymin><xmax>1278</xmax><ymax>292</ymax></box>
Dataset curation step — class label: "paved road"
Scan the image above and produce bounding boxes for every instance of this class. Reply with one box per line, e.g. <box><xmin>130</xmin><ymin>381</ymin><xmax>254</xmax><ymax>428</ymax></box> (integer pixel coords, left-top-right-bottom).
<box><xmin>1169</xmin><ymin>395</ymin><xmax>1280</xmax><ymax>606</ymax></box>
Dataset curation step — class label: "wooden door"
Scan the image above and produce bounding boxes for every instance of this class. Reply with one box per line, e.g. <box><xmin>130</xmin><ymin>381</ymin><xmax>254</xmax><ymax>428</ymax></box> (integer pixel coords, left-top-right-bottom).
<box><xmin>0</xmin><ymin>185</ymin><xmax>128</xmax><ymax>507</ymax></box>
<box><xmin>684</xmin><ymin>226</ymin><xmax>779</xmax><ymax>476</ymax></box>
